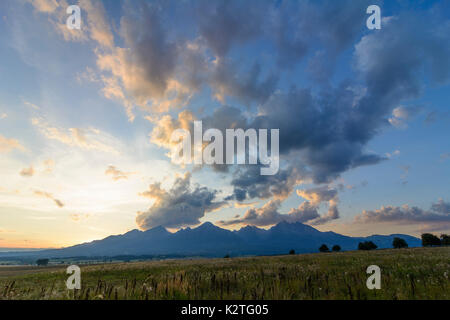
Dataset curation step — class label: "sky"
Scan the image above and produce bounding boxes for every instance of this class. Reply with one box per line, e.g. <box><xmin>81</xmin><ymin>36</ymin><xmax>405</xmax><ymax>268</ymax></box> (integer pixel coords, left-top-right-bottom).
<box><xmin>0</xmin><ymin>0</ymin><xmax>449</xmax><ymax>249</ymax></box>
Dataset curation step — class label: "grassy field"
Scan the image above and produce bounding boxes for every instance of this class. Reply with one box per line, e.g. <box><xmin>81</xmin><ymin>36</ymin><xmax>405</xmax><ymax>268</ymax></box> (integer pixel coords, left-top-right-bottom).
<box><xmin>0</xmin><ymin>247</ymin><xmax>448</xmax><ymax>300</ymax></box>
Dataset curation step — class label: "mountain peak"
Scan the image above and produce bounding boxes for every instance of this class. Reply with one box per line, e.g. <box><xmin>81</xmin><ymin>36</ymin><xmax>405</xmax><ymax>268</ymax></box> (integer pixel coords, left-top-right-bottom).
<box><xmin>196</xmin><ymin>222</ymin><xmax>217</xmax><ymax>230</ymax></box>
<box><xmin>144</xmin><ymin>225</ymin><xmax>169</xmax><ymax>235</ymax></box>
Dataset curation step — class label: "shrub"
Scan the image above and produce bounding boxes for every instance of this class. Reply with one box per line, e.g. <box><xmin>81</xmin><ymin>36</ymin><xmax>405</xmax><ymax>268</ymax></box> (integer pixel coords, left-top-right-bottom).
<box><xmin>392</xmin><ymin>237</ymin><xmax>408</xmax><ymax>249</ymax></box>
<box><xmin>421</xmin><ymin>233</ymin><xmax>441</xmax><ymax>247</ymax></box>
<box><xmin>358</xmin><ymin>241</ymin><xmax>378</xmax><ymax>250</ymax></box>
<box><xmin>319</xmin><ymin>244</ymin><xmax>330</xmax><ymax>252</ymax></box>
<box><xmin>36</xmin><ymin>259</ymin><xmax>49</xmax><ymax>266</ymax></box>
<box><xmin>440</xmin><ymin>234</ymin><xmax>450</xmax><ymax>246</ymax></box>
<box><xmin>332</xmin><ymin>245</ymin><xmax>341</xmax><ymax>252</ymax></box>
<box><xmin>289</xmin><ymin>249</ymin><xmax>295</xmax><ymax>255</ymax></box>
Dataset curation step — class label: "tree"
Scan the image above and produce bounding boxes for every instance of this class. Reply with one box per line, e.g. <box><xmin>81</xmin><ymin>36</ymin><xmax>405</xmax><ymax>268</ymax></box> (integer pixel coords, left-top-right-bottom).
<box><xmin>358</xmin><ymin>241</ymin><xmax>378</xmax><ymax>251</ymax></box>
<box><xmin>319</xmin><ymin>244</ymin><xmax>330</xmax><ymax>252</ymax></box>
<box><xmin>392</xmin><ymin>237</ymin><xmax>408</xmax><ymax>249</ymax></box>
<box><xmin>36</xmin><ymin>258</ymin><xmax>49</xmax><ymax>266</ymax></box>
<box><xmin>223</xmin><ymin>254</ymin><xmax>230</xmax><ymax>259</ymax></box>
<box><xmin>421</xmin><ymin>233</ymin><xmax>441</xmax><ymax>247</ymax></box>
<box><xmin>440</xmin><ymin>234</ymin><xmax>450</xmax><ymax>246</ymax></box>
<box><xmin>289</xmin><ymin>249</ymin><xmax>295</xmax><ymax>255</ymax></box>
<box><xmin>332</xmin><ymin>245</ymin><xmax>341</xmax><ymax>252</ymax></box>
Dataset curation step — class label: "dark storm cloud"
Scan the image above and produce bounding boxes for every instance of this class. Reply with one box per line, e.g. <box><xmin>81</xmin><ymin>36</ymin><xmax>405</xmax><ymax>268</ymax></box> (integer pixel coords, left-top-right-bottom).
<box><xmin>119</xmin><ymin>2</ymin><xmax>179</xmax><ymax>101</ymax></box>
<box><xmin>226</xmin><ymin>164</ymin><xmax>303</xmax><ymax>201</ymax></box>
<box><xmin>116</xmin><ymin>2</ymin><xmax>450</xmax><ymax>209</ymax></box>
<box><xmin>195</xmin><ymin>0</ymin><xmax>265</xmax><ymax>57</ymax></box>
<box><xmin>215</xmin><ymin>8</ymin><xmax>450</xmax><ymax>201</ymax></box>
<box><xmin>210</xmin><ymin>60</ymin><xmax>279</xmax><ymax>105</ymax></box>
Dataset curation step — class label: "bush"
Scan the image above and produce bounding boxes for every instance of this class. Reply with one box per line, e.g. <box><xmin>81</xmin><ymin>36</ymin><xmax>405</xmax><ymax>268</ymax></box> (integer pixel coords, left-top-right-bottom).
<box><xmin>36</xmin><ymin>259</ymin><xmax>49</xmax><ymax>266</ymax></box>
<box><xmin>223</xmin><ymin>254</ymin><xmax>230</xmax><ymax>259</ymax></box>
<box><xmin>319</xmin><ymin>244</ymin><xmax>329</xmax><ymax>252</ymax></box>
<box><xmin>358</xmin><ymin>241</ymin><xmax>378</xmax><ymax>251</ymax></box>
<box><xmin>332</xmin><ymin>245</ymin><xmax>341</xmax><ymax>252</ymax></box>
<box><xmin>393</xmin><ymin>237</ymin><xmax>408</xmax><ymax>249</ymax></box>
<box><xmin>421</xmin><ymin>233</ymin><xmax>441</xmax><ymax>247</ymax></box>
<box><xmin>440</xmin><ymin>234</ymin><xmax>450</xmax><ymax>246</ymax></box>
<box><xmin>289</xmin><ymin>249</ymin><xmax>295</xmax><ymax>255</ymax></box>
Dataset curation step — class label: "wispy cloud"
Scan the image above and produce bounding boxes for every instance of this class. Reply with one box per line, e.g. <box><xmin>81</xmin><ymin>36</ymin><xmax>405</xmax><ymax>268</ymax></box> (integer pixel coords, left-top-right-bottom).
<box><xmin>0</xmin><ymin>135</ymin><xmax>25</xmax><ymax>153</ymax></box>
<box><xmin>32</xmin><ymin>118</ymin><xmax>120</xmax><ymax>154</ymax></box>
<box><xmin>105</xmin><ymin>165</ymin><xmax>136</xmax><ymax>181</ymax></box>
<box><xmin>33</xmin><ymin>189</ymin><xmax>64</xmax><ymax>208</ymax></box>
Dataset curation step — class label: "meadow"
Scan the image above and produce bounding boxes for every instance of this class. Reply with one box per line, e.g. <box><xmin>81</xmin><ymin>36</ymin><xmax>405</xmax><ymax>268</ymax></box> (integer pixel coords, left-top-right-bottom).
<box><xmin>0</xmin><ymin>247</ymin><xmax>448</xmax><ymax>300</ymax></box>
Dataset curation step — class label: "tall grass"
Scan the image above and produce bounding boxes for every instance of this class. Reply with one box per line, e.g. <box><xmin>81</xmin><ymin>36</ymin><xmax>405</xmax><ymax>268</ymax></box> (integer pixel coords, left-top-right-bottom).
<box><xmin>1</xmin><ymin>247</ymin><xmax>448</xmax><ymax>300</ymax></box>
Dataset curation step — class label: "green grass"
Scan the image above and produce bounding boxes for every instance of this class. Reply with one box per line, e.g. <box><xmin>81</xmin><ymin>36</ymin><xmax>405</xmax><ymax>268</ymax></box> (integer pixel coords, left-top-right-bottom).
<box><xmin>1</xmin><ymin>247</ymin><xmax>449</xmax><ymax>300</ymax></box>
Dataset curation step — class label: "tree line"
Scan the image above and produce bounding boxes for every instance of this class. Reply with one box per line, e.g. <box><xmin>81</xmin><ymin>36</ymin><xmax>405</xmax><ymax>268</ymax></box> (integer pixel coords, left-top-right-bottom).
<box><xmin>314</xmin><ymin>233</ymin><xmax>450</xmax><ymax>253</ymax></box>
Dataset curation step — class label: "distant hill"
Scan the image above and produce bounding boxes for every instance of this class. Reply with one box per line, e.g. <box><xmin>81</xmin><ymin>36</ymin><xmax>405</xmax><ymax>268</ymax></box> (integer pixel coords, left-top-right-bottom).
<box><xmin>0</xmin><ymin>222</ymin><xmax>421</xmax><ymax>259</ymax></box>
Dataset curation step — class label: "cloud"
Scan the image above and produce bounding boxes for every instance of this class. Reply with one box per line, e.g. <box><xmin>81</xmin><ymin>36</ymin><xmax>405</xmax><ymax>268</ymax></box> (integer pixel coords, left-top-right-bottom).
<box><xmin>389</xmin><ymin>106</ymin><xmax>422</xmax><ymax>128</ymax></box>
<box><xmin>218</xmin><ymin>198</ymin><xmax>328</xmax><ymax>228</ymax></box>
<box><xmin>32</xmin><ymin>118</ymin><xmax>120</xmax><ymax>154</ymax></box>
<box><xmin>136</xmin><ymin>173</ymin><xmax>226</xmax><ymax>230</ymax></box>
<box><xmin>69</xmin><ymin>213</ymin><xmax>91</xmax><ymax>222</ymax></box>
<box><xmin>20</xmin><ymin>166</ymin><xmax>35</xmax><ymax>177</ymax></box>
<box><xmin>295</xmin><ymin>186</ymin><xmax>340</xmax><ymax>225</ymax></box>
<box><xmin>431</xmin><ymin>199</ymin><xmax>450</xmax><ymax>214</ymax></box>
<box><xmin>27</xmin><ymin>0</ymin><xmax>59</xmax><ymax>13</ymax></box>
<box><xmin>42</xmin><ymin>159</ymin><xmax>55</xmax><ymax>174</ymax></box>
<box><xmin>0</xmin><ymin>135</ymin><xmax>25</xmax><ymax>153</ymax></box>
<box><xmin>296</xmin><ymin>186</ymin><xmax>338</xmax><ymax>206</ymax></box>
<box><xmin>105</xmin><ymin>165</ymin><xmax>135</xmax><ymax>181</ymax></box>
<box><xmin>95</xmin><ymin>2</ymin><xmax>187</xmax><ymax>117</ymax></box>
<box><xmin>220</xmin><ymin>185</ymin><xmax>340</xmax><ymax>227</ymax></box>
<box><xmin>0</xmin><ymin>113</ymin><xmax>7</xmax><ymax>120</ymax></box>
<box><xmin>354</xmin><ymin>200</ymin><xmax>450</xmax><ymax>228</ymax></box>
<box><xmin>385</xmin><ymin>150</ymin><xmax>401</xmax><ymax>159</ymax></box>
<box><xmin>27</xmin><ymin>0</ymin><xmax>88</xmax><ymax>42</ymax></box>
<box><xmin>217</xmin><ymin>8</ymin><xmax>450</xmax><ymax>202</ymax></box>
<box><xmin>210</xmin><ymin>60</ymin><xmax>278</xmax><ymax>105</ymax></box>
<box><xmin>148</xmin><ymin>110</ymin><xmax>195</xmax><ymax>149</ymax></box>
<box><xmin>78</xmin><ymin>0</ymin><xmax>114</xmax><ymax>48</ymax></box>
<box><xmin>33</xmin><ymin>190</ymin><xmax>64</xmax><ymax>208</ymax></box>
<box><xmin>24</xmin><ymin>101</ymin><xmax>41</xmax><ymax>110</ymax></box>
<box><xmin>196</xmin><ymin>0</ymin><xmax>264</xmax><ymax>58</ymax></box>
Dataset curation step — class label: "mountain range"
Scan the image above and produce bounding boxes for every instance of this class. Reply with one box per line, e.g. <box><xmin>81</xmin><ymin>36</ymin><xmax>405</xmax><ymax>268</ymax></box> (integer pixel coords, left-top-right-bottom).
<box><xmin>0</xmin><ymin>222</ymin><xmax>422</xmax><ymax>259</ymax></box>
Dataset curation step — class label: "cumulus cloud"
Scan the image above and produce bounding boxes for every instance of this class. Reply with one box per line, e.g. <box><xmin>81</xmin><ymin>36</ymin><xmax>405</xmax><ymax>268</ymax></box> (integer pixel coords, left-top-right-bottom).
<box><xmin>95</xmin><ymin>2</ymin><xmax>190</xmax><ymax>117</ymax></box>
<box><xmin>215</xmin><ymin>7</ymin><xmax>450</xmax><ymax>202</ymax></box>
<box><xmin>105</xmin><ymin>165</ymin><xmax>135</xmax><ymax>181</ymax></box>
<box><xmin>354</xmin><ymin>200</ymin><xmax>450</xmax><ymax>229</ymax></box>
<box><xmin>218</xmin><ymin>198</ymin><xmax>330</xmax><ymax>228</ymax></box>
<box><xmin>220</xmin><ymin>185</ymin><xmax>340</xmax><ymax>227</ymax></box>
<box><xmin>20</xmin><ymin>166</ymin><xmax>35</xmax><ymax>177</ymax></box>
<box><xmin>431</xmin><ymin>199</ymin><xmax>450</xmax><ymax>215</ymax></box>
<box><xmin>210</xmin><ymin>60</ymin><xmax>278</xmax><ymax>105</ymax></box>
<box><xmin>0</xmin><ymin>135</ymin><xmax>25</xmax><ymax>153</ymax></box>
<box><xmin>389</xmin><ymin>106</ymin><xmax>422</xmax><ymax>128</ymax></box>
<box><xmin>136</xmin><ymin>173</ymin><xmax>226</xmax><ymax>230</ymax></box>
<box><xmin>33</xmin><ymin>190</ymin><xmax>64</xmax><ymax>208</ymax></box>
